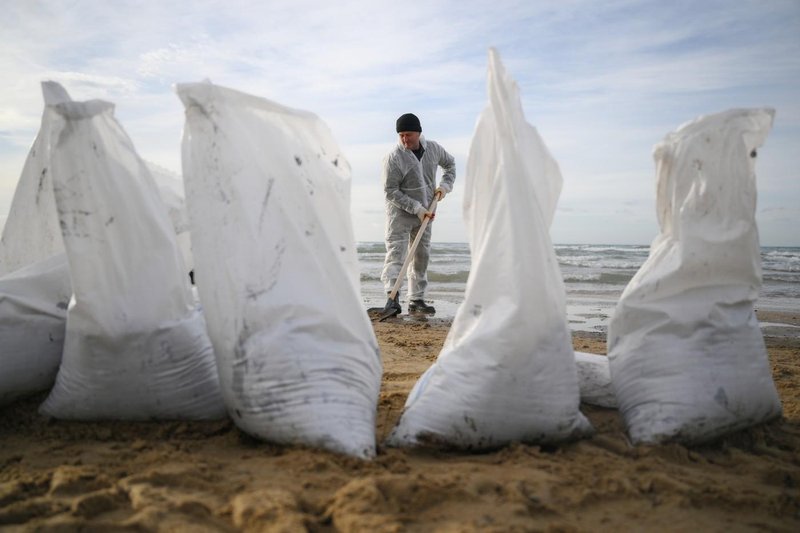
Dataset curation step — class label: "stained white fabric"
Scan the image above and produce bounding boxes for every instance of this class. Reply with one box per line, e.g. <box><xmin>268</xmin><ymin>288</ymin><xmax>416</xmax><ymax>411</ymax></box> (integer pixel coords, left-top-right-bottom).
<box><xmin>177</xmin><ymin>82</ymin><xmax>382</xmax><ymax>458</ymax></box>
<box><xmin>608</xmin><ymin>108</ymin><xmax>781</xmax><ymax>444</ymax></box>
<box><xmin>381</xmin><ymin>210</ymin><xmax>432</xmax><ymax>300</ymax></box>
<box><xmin>387</xmin><ymin>48</ymin><xmax>592</xmax><ymax>449</ymax></box>
<box><xmin>0</xmin><ymin>82</ymin><xmax>71</xmax><ymax>276</ymax></box>
<box><xmin>0</xmin><ymin>82</ymin><xmax>73</xmax><ymax>405</ymax></box>
<box><xmin>38</xmin><ymin>98</ymin><xmax>225</xmax><ymax>420</ymax></box>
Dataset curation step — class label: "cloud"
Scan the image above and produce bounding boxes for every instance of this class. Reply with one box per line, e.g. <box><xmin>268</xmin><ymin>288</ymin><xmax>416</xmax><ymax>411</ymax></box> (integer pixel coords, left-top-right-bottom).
<box><xmin>1</xmin><ymin>0</ymin><xmax>798</xmax><ymax>245</ymax></box>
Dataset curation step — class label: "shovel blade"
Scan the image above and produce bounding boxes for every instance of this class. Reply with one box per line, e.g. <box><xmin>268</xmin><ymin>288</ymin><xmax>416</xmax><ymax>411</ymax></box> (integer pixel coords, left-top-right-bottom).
<box><xmin>377</xmin><ymin>309</ymin><xmax>401</xmax><ymax>322</ymax></box>
<box><xmin>367</xmin><ymin>297</ymin><xmax>401</xmax><ymax>322</ymax></box>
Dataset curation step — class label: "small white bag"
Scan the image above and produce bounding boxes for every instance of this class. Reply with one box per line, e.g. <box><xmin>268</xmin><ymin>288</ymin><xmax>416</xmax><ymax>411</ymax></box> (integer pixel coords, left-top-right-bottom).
<box><xmin>574</xmin><ymin>352</ymin><xmax>617</xmax><ymax>409</ymax></box>
<box><xmin>388</xmin><ymin>49</ymin><xmax>591</xmax><ymax>449</ymax></box>
<box><xmin>608</xmin><ymin>108</ymin><xmax>781</xmax><ymax>444</ymax></box>
<box><xmin>0</xmin><ymin>254</ymin><xmax>70</xmax><ymax>405</ymax></box>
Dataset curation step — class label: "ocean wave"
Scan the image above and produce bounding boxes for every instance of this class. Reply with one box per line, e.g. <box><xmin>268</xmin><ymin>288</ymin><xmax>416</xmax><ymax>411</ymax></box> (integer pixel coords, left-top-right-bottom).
<box><xmin>760</xmin><ymin>288</ymin><xmax>800</xmax><ymax>299</ymax></box>
<box><xmin>555</xmin><ymin>244</ymin><xmax>649</xmax><ymax>254</ymax></box>
<box><xmin>762</xmin><ymin>268</ymin><xmax>800</xmax><ymax>282</ymax></box>
<box><xmin>562</xmin><ymin>271</ymin><xmax>636</xmax><ymax>284</ymax></box>
<box><xmin>762</xmin><ymin>262</ymin><xmax>800</xmax><ymax>273</ymax></box>
<box><xmin>428</xmin><ymin>271</ymin><xmax>470</xmax><ymax>283</ymax></box>
<box><xmin>361</xmin><ymin>269</ymin><xmax>469</xmax><ymax>283</ymax></box>
<box><xmin>363</xmin><ymin>270</ymin><xmax>635</xmax><ymax>285</ymax></box>
<box><xmin>357</xmin><ymin>256</ymin><xmax>387</xmax><ymax>264</ymax></box>
<box><xmin>357</xmin><ymin>242</ymin><xmax>386</xmax><ymax>254</ymax></box>
<box><xmin>431</xmin><ymin>242</ymin><xmax>472</xmax><ymax>253</ymax></box>
<box><xmin>762</xmin><ymin>248</ymin><xmax>800</xmax><ymax>257</ymax></box>
<box><xmin>360</xmin><ymin>270</ymin><xmax>471</xmax><ymax>283</ymax></box>
<box><xmin>558</xmin><ymin>256</ymin><xmax>643</xmax><ymax>269</ymax></box>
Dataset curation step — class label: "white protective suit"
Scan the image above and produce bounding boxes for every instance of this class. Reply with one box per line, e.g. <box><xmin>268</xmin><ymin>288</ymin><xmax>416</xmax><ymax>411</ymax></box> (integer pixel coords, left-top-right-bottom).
<box><xmin>381</xmin><ymin>136</ymin><xmax>456</xmax><ymax>300</ymax></box>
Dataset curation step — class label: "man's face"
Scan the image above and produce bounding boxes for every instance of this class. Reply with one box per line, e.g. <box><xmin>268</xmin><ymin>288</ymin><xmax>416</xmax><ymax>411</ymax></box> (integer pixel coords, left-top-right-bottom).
<box><xmin>398</xmin><ymin>131</ymin><xmax>421</xmax><ymax>150</ymax></box>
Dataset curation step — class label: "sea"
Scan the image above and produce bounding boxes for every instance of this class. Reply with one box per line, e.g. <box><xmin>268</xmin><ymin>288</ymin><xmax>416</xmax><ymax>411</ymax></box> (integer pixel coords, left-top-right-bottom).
<box><xmin>358</xmin><ymin>242</ymin><xmax>800</xmax><ymax>334</ymax></box>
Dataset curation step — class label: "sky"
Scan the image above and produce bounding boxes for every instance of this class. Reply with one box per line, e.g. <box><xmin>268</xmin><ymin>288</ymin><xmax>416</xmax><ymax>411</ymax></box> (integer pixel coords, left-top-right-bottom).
<box><xmin>1</xmin><ymin>0</ymin><xmax>798</xmax><ymax>246</ymax></box>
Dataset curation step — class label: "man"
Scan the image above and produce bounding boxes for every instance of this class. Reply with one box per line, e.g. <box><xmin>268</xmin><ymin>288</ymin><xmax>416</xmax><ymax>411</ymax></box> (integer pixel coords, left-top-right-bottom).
<box><xmin>381</xmin><ymin>113</ymin><xmax>456</xmax><ymax>315</ymax></box>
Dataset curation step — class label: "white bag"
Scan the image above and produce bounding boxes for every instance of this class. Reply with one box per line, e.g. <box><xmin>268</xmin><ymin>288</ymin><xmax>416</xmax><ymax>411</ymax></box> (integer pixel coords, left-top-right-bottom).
<box><xmin>0</xmin><ymin>82</ymin><xmax>73</xmax><ymax>405</ymax></box>
<box><xmin>38</xmin><ymin>98</ymin><xmax>225</xmax><ymax>420</ymax></box>
<box><xmin>177</xmin><ymin>82</ymin><xmax>382</xmax><ymax>458</ymax></box>
<box><xmin>608</xmin><ymin>108</ymin><xmax>781</xmax><ymax>444</ymax></box>
<box><xmin>387</xmin><ymin>49</ymin><xmax>591</xmax><ymax>449</ymax></box>
<box><xmin>0</xmin><ymin>254</ymin><xmax>70</xmax><ymax>405</ymax></box>
<box><xmin>0</xmin><ymin>81</ymin><xmax>71</xmax><ymax>276</ymax></box>
<box><xmin>574</xmin><ymin>352</ymin><xmax>617</xmax><ymax>409</ymax></box>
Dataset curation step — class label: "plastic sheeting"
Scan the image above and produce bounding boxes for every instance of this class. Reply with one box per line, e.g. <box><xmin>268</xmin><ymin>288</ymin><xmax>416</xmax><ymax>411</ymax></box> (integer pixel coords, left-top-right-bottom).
<box><xmin>608</xmin><ymin>108</ymin><xmax>781</xmax><ymax>444</ymax></box>
<box><xmin>177</xmin><ymin>82</ymin><xmax>382</xmax><ymax>459</ymax></box>
<box><xmin>387</xmin><ymin>49</ymin><xmax>592</xmax><ymax>450</ymax></box>
<box><xmin>38</xmin><ymin>98</ymin><xmax>225</xmax><ymax>420</ymax></box>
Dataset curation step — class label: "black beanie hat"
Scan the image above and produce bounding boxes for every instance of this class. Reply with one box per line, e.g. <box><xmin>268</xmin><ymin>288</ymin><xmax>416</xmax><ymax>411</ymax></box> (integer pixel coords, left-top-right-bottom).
<box><xmin>396</xmin><ymin>113</ymin><xmax>422</xmax><ymax>133</ymax></box>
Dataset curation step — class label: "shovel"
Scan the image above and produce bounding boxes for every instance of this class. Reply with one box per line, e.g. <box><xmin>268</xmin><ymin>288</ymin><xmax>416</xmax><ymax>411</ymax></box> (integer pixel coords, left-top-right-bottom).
<box><xmin>367</xmin><ymin>196</ymin><xmax>439</xmax><ymax>321</ymax></box>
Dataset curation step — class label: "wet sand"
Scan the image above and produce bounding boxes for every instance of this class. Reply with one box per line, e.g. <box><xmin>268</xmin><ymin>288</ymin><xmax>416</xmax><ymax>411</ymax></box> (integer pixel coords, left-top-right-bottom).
<box><xmin>1</xmin><ymin>313</ymin><xmax>798</xmax><ymax>531</ymax></box>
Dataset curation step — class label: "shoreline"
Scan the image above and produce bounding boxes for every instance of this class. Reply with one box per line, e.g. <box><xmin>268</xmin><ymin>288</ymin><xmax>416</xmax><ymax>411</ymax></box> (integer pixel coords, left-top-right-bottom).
<box><xmin>389</xmin><ymin>306</ymin><xmax>800</xmax><ymax>343</ymax></box>
<box><xmin>1</xmin><ymin>316</ymin><xmax>798</xmax><ymax>530</ymax></box>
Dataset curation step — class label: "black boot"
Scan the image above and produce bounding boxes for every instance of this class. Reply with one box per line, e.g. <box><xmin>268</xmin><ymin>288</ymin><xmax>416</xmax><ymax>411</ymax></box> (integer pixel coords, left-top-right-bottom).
<box><xmin>408</xmin><ymin>299</ymin><xmax>436</xmax><ymax>315</ymax></box>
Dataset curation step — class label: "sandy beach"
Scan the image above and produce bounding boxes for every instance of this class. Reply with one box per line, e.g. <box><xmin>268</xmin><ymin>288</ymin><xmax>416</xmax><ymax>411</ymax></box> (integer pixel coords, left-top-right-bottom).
<box><xmin>1</xmin><ymin>312</ymin><xmax>798</xmax><ymax>532</ymax></box>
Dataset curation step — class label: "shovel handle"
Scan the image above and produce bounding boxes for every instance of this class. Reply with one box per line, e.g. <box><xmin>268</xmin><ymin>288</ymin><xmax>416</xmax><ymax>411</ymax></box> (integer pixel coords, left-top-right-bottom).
<box><xmin>387</xmin><ymin>196</ymin><xmax>439</xmax><ymax>301</ymax></box>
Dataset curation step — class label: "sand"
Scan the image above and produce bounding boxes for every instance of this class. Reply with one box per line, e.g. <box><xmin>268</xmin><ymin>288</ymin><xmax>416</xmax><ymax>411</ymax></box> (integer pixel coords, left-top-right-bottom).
<box><xmin>1</xmin><ymin>313</ymin><xmax>799</xmax><ymax>532</ymax></box>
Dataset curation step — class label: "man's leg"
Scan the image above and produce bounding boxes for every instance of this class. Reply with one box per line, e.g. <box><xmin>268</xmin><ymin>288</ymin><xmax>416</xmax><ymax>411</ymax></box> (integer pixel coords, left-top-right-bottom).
<box><xmin>407</xmin><ymin>222</ymin><xmax>432</xmax><ymax>301</ymax></box>
<box><xmin>381</xmin><ymin>213</ymin><xmax>412</xmax><ymax>298</ymax></box>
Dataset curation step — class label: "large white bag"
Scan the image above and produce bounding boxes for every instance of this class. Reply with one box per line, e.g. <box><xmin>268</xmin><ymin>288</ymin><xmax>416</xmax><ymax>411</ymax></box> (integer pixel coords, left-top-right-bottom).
<box><xmin>0</xmin><ymin>82</ymin><xmax>73</xmax><ymax>405</ymax></box>
<box><xmin>177</xmin><ymin>82</ymin><xmax>382</xmax><ymax>458</ymax></box>
<box><xmin>387</xmin><ymin>49</ymin><xmax>591</xmax><ymax>449</ymax></box>
<box><xmin>0</xmin><ymin>81</ymin><xmax>71</xmax><ymax>276</ymax></box>
<box><xmin>608</xmin><ymin>108</ymin><xmax>781</xmax><ymax>444</ymax></box>
<box><xmin>39</xmin><ymin>98</ymin><xmax>225</xmax><ymax>420</ymax></box>
<box><xmin>0</xmin><ymin>254</ymin><xmax>70</xmax><ymax>405</ymax></box>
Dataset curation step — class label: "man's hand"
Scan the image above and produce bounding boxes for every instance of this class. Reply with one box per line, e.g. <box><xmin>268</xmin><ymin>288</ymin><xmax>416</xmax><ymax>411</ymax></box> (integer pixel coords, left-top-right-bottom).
<box><xmin>417</xmin><ymin>210</ymin><xmax>435</xmax><ymax>223</ymax></box>
<box><xmin>435</xmin><ymin>187</ymin><xmax>447</xmax><ymax>201</ymax></box>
